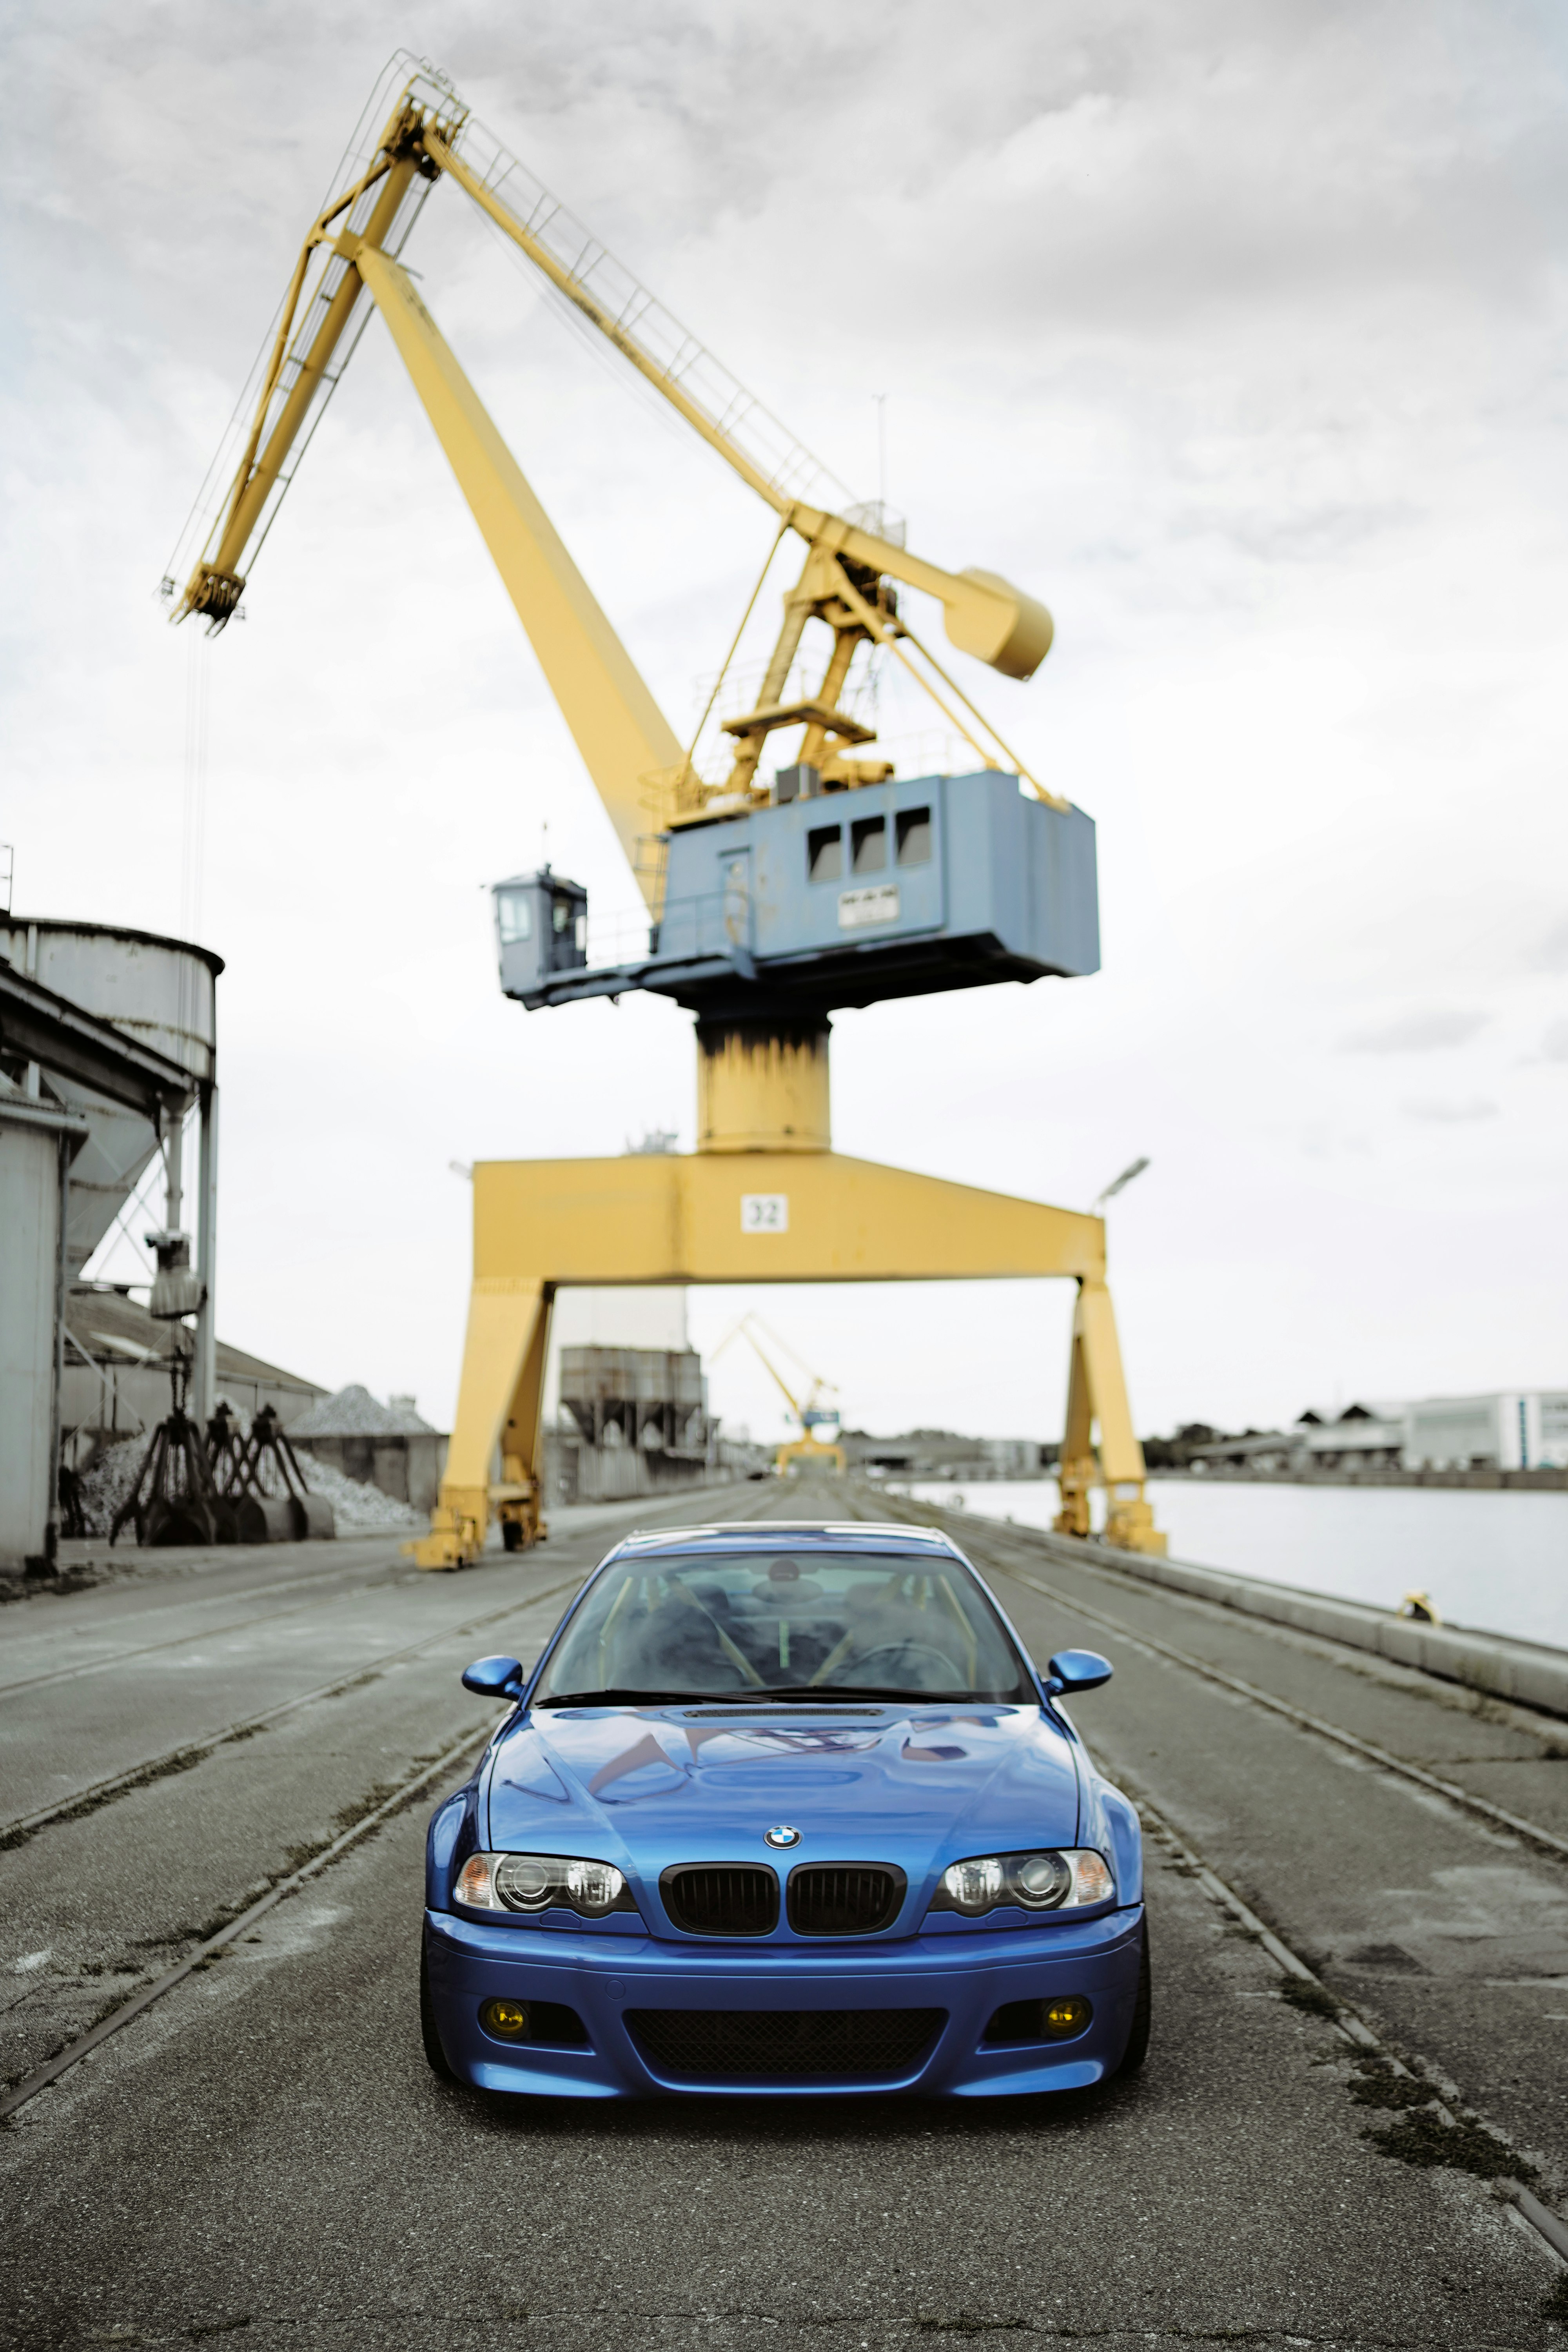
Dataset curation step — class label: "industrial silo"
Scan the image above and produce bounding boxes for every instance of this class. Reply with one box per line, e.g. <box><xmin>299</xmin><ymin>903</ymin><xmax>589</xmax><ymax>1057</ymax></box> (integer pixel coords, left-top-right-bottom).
<box><xmin>0</xmin><ymin>918</ymin><xmax>220</xmax><ymax>1567</ymax></box>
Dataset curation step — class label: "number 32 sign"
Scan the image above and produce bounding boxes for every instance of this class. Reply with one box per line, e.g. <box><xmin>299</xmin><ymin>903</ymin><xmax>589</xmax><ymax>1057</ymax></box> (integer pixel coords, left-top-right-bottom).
<box><xmin>740</xmin><ymin>1194</ymin><xmax>789</xmax><ymax>1233</ymax></box>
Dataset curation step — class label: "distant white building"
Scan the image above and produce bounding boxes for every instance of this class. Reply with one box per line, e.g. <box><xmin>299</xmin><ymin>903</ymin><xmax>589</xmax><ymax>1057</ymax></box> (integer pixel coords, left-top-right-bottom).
<box><xmin>1186</xmin><ymin>1392</ymin><xmax>1568</xmax><ymax>1477</ymax></box>
<box><xmin>1402</xmin><ymin>1392</ymin><xmax>1568</xmax><ymax>1473</ymax></box>
<box><xmin>982</xmin><ymin>1438</ymin><xmax>1043</xmax><ymax>1477</ymax></box>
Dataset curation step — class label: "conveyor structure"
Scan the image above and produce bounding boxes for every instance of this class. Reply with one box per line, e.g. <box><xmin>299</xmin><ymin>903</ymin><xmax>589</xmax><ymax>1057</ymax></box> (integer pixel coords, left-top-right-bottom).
<box><xmin>166</xmin><ymin>51</ymin><xmax>1165</xmax><ymax>1563</ymax></box>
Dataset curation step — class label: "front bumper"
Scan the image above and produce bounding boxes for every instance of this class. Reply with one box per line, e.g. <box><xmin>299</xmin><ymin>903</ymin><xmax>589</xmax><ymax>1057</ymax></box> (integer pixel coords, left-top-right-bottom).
<box><xmin>424</xmin><ymin>1904</ymin><xmax>1144</xmax><ymax>2099</ymax></box>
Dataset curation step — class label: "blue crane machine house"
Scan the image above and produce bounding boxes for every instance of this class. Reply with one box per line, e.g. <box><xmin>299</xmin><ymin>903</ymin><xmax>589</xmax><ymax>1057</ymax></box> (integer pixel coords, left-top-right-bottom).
<box><xmin>492</xmin><ymin>769</ymin><xmax>1099</xmax><ymax>1021</ymax></box>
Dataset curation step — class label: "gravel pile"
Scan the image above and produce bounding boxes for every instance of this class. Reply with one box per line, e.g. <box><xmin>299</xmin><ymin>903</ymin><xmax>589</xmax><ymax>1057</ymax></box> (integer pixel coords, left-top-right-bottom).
<box><xmin>288</xmin><ymin>1384</ymin><xmax>437</xmax><ymax>1439</ymax></box>
<box><xmin>76</xmin><ymin>1436</ymin><xmax>154</xmax><ymax>1535</ymax></box>
<box><xmin>74</xmin><ymin>1433</ymin><xmax>423</xmax><ymax>1539</ymax></box>
<box><xmin>289</xmin><ymin>1454</ymin><xmax>423</xmax><ymax>1532</ymax></box>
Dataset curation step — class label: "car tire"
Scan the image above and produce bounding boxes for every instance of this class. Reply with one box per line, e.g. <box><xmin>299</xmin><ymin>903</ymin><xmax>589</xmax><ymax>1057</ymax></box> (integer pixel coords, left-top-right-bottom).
<box><xmin>419</xmin><ymin>1938</ymin><xmax>456</xmax><ymax>2081</ymax></box>
<box><xmin>1116</xmin><ymin>1922</ymin><xmax>1152</xmax><ymax>2076</ymax></box>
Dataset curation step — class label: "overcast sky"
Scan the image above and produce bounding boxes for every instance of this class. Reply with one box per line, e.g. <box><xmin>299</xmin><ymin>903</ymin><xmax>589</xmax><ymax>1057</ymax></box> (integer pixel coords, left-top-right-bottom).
<box><xmin>5</xmin><ymin>0</ymin><xmax>1567</xmax><ymax>1454</ymax></box>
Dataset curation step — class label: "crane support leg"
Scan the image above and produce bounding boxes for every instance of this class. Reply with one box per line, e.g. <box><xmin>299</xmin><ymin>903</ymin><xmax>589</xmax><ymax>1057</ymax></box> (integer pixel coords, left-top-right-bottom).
<box><xmin>1054</xmin><ymin>1278</ymin><xmax>1166</xmax><ymax>1554</ymax></box>
<box><xmin>420</xmin><ymin>1277</ymin><xmax>555</xmax><ymax>1568</ymax></box>
<box><xmin>411</xmin><ymin>1154</ymin><xmax>1164</xmax><ymax>1566</ymax></box>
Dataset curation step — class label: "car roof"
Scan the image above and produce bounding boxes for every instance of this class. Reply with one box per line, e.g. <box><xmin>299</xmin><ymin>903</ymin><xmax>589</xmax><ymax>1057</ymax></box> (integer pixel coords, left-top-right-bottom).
<box><xmin>606</xmin><ymin>1520</ymin><xmax>962</xmax><ymax>1561</ymax></box>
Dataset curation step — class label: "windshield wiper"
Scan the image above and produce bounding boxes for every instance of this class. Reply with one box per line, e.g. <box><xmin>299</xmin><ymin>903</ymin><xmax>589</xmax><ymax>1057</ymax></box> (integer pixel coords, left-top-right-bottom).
<box><xmin>710</xmin><ymin>1685</ymin><xmax>986</xmax><ymax>1705</ymax></box>
<box><xmin>533</xmin><ymin>1688</ymin><xmax>718</xmax><ymax>1708</ymax></box>
<box><xmin>534</xmin><ymin>1685</ymin><xmax>1020</xmax><ymax>1708</ymax></box>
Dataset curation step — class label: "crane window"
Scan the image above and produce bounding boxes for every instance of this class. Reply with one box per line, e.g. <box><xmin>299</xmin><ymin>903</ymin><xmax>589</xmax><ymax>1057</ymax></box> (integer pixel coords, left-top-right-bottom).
<box><xmin>851</xmin><ymin>816</ymin><xmax>887</xmax><ymax>875</ymax></box>
<box><xmin>896</xmin><ymin>808</ymin><xmax>932</xmax><ymax>866</ymax></box>
<box><xmin>807</xmin><ymin>825</ymin><xmax>843</xmax><ymax>884</ymax></box>
<box><xmin>496</xmin><ymin>891</ymin><xmax>534</xmax><ymax>946</ymax></box>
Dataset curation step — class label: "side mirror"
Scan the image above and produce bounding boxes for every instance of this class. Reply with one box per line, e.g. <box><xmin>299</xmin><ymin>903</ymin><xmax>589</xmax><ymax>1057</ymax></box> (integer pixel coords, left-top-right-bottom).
<box><xmin>463</xmin><ymin>1654</ymin><xmax>524</xmax><ymax>1699</ymax></box>
<box><xmin>1045</xmin><ymin>1648</ymin><xmax>1113</xmax><ymax>1696</ymax></box>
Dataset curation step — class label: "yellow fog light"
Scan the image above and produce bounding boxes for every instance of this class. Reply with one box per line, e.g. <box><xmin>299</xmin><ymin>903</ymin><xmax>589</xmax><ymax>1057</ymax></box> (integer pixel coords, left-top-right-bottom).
<box><xmin>479</xmin><ymin>1998</ymin><xmax>530</xmax><ymax>2040</ymax></box>
<box><xmin>1042</xmin><ymin>1995</ymin><xmax>1093</xmax><ymax>2040</ymax></box>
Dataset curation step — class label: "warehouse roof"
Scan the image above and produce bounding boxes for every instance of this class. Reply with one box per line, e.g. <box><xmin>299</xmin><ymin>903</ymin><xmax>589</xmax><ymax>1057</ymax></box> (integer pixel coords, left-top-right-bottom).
<box><xmin>66</xmin><ymin>1285</ymin><xmax>326</xmax><ymax>1397</ymax></box>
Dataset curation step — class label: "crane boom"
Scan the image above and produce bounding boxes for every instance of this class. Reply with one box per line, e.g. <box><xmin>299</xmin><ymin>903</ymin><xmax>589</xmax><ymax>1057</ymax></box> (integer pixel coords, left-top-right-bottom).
<box><xmin>167</xmin><ymin>89</ymin><xmax>447</xmax><ymax>628</ymax></box>
<box><xmin>712</xmin><ymin>1313</ymin><xmax>840</xmax><ymax>1432</ymax></box>
<box><xmin>711</xmin><ymin>1314</ymin><xmax>846</xmax><ymax>1477</ymax></box>
<box><xmin>354</xmin><ymin>242</ymin><xmax>682</xmax><ymax>892</ymax></box>
<box><xmin>201</xmin><ymin>154</ymin><xmax>415</xmax><ymax>606</ymax></box>
<box><xmin>740</xmin><ymin>1328</ymin><xmax>804</xmax><ymax>1430</ymax></box>
<box><xmin>168</xmin><ymin>54</ymin><xmax>1065</xmax><ymax>913</ymax></box>
<box><xmin>419</xmin><ymin>120</ymin><xmax>1051</xmax><ymax>681</ymax></box>
<box><xmin>172</xmin><ymin>61</ymin><xmax>1052</xmax><ymax>681</ymax></box>
<box><xmin>712</xmin><ymin>1316</ymin><xmax>804</xmax><ymax>1425</ymax></box>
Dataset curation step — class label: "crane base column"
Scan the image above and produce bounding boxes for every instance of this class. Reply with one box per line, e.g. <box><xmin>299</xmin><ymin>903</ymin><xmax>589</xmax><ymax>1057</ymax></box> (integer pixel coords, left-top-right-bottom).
<box><xmin>1051</xmin><ymin>1277</ymin><xmax>1167</xmax><ymax>1556</ymax></box>
<box><xmin>409</xmin><ymin>1275</ymin><xmax>552</xmax><ymax>1570</ymax></box>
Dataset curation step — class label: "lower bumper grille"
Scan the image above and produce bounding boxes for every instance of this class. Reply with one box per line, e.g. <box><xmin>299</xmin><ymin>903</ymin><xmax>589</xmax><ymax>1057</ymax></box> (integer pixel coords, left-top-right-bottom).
<box><xmin>626</xmin><ymin>2006</ymin><xmax>946</xmax><ymax>2079</ymax></box>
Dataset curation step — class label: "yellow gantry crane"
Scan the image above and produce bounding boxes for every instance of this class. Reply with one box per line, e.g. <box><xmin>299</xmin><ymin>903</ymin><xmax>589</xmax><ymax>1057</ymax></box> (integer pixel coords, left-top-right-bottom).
<box><xmin>712</xmin><ymin>1315</ymin><xmax>848</xmax><ymax>1477</ymax></box>
<box><xmin>167</xmin><ymin>53</ymin><xmax>1165</xmax><ymax>1564</ymax></box>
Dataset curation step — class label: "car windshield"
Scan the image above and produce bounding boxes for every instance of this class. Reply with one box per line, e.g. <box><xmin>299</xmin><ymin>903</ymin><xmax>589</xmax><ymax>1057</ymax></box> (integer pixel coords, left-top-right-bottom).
<box><xmin>533</xmin><ymin>1548</ymin><xmax>1032</xmax><ymax>1705</ymax></box>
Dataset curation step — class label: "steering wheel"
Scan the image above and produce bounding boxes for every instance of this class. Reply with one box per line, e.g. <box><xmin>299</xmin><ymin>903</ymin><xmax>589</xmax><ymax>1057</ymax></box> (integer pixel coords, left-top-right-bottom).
<box><xmin>830</xmin><ymin>1639</ymin><xmax>963</xmax><ymax>1690</ymax></box>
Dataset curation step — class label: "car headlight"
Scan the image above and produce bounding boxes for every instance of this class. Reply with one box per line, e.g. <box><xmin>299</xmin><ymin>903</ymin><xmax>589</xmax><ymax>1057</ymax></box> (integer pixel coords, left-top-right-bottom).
<box><xmin>453</xmin><ymin>1851</ymin><xmax>636</xmax><ymax>1918</ymax></box>
<box><xmin>931</xmin><ymin>1849</ymin><xmax>1114</xmax><ymax>1916</ymax></box>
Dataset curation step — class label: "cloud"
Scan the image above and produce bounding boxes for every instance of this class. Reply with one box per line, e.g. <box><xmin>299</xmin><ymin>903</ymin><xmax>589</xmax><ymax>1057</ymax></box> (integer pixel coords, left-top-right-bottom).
<box><xmin>5</xmin><ymin>0</ymin><xmax>1568</xmax><ymax>1440</ymax></box>
<box><xmin>1542</xmin><ymin>1019</ymin><xmax>1568</xmax><ymax>1062</ymax></box>
<box><xmin>1402</xmin><ymin>1097</ymin><xmax>1498</xmax><ymax>1123</ymax></box>
<box><xmin>1342</xmin><ymin>1009</ymin><xmax>1491</xmax><ymax>1053</ymax></box>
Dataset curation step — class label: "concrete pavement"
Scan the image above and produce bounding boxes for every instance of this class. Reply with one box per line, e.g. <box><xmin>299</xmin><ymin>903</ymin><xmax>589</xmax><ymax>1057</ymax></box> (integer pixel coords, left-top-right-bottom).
<box><xmin>2</xmin><ymin>1478</ymin><xmax>1565</xmax><ymax>2349</ymax></box>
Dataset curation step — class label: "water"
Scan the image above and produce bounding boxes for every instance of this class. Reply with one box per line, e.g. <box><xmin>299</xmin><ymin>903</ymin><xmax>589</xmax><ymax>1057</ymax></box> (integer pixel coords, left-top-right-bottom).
<box><xmin>888</xmin><ymin>1477</ymin><xmax>1568</xmax><ymax>1652</ymax></box>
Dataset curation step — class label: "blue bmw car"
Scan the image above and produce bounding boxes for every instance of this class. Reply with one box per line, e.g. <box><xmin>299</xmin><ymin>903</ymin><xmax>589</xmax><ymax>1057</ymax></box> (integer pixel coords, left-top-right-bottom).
<box><xmin>421</xmin><ymin>1520</ymin><xmax>1149</xmax><ymax>2101</ymax></box>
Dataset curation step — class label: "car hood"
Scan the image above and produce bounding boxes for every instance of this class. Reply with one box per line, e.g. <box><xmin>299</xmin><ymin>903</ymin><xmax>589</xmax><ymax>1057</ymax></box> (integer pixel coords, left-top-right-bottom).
<box><xmin>485</xmin><ymin>1703</ymin><xmax>1082</xmax><ymax>1902</ymax></box>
